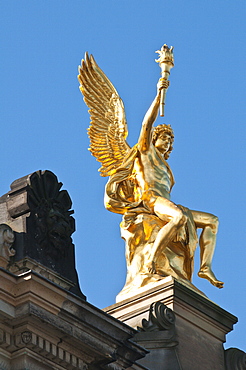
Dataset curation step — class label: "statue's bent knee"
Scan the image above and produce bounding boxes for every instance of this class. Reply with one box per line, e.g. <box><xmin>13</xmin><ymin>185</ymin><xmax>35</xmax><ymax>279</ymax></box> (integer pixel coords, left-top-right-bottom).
<box><xmin>211</xmin><ymin>215</ymin><xmax>219</xmax><ymax>232</ymax></box>
<box><xmin>205</xmin><ymin>214</ymin><xmax>219</xmax><ymax>233</ymax></box>
<box><xmin>175</xmin><ymin>208</ymin><xmax>186</xmax><ymax>227</ymax></box>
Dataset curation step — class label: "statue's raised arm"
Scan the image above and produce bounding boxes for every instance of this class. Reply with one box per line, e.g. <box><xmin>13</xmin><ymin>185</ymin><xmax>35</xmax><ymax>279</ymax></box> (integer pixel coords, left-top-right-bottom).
<box><xmin>138</xmin><ymin>79</ymin><xmax>169</xmax><ymax>152</ymax></box>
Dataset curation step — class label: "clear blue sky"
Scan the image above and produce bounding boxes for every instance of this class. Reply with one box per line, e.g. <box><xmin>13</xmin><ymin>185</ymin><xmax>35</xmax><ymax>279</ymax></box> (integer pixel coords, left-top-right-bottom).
<box><xmin>1</xmin><ymin>1</ymin><xmax>245</xmax><ymax>351</ymax></box>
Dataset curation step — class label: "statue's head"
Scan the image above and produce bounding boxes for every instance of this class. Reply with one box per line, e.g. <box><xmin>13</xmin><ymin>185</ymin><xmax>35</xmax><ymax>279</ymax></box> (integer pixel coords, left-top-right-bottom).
<box><xmin>152</xmin><ymin>124</ymin><xmax>174</xmax><ymax>159</ymax></box>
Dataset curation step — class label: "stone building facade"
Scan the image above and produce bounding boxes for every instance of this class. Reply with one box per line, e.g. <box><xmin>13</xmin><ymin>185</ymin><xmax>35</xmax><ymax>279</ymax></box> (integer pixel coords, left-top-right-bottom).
<box><xmin>0</xmin><ymin>171</ymin><xmax>245</xmax><ymax>369</ymax></box>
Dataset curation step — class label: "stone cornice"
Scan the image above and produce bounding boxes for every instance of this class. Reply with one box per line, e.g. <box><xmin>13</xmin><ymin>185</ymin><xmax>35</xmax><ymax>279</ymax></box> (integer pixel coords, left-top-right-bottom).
<box><xmin>0</xmin><ymin>268</ymin><xmax>147</xmax><ymax>369</ymax></box>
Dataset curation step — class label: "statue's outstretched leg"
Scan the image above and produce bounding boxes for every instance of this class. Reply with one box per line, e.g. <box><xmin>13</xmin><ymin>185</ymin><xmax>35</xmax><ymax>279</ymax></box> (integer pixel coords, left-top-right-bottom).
<box><xmin>147</xmin><ymin>197</ymin><xmax>186</xmax><ymax>273</ymax></box>
<box><xmin>191</xmin><ymin>210</ymin><xmax>224</xmax><ymax>289</ymax></box>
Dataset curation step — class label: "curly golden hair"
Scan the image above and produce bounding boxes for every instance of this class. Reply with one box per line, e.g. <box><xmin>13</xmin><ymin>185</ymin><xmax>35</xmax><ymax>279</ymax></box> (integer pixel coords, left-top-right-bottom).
<box><xmin>152</xmin><ymin>124</ymin><xmax>174</xmax><ymax>159</ymax></box>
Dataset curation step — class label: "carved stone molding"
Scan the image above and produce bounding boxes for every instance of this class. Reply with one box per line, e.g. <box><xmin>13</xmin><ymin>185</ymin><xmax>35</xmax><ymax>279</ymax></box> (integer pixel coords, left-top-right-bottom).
<box><xmin>138</xmin><ymin>301</ymin><xmax>176</xmax><ymax>333</ymax></box>
<box><xmin>0</xmin><ymin>224</ymin><xmax>15</xmax><ymax>269</ymax></box>
<box><xmin>0</xmin><ymin>328</ymin><xmax>88</xmax><ymax>369</ymax></box>
<box><xmin>15</xmin><ymin>330</ymin><xmax>88</xmax><ymax>369</ymax></box>
<box><xmin>0</xmin><ymin>268</ymin><xmax>147</xmax><ymax>369</ymax></box>
<box><xmin>133</xmin><ymin>301</ymin><xmax>181</xmax><ymax>369</ymax></box>
<box><xmin>0</xmin><ymin>328</ymin><xmax>11</xmax><ymax>349</ymax></box>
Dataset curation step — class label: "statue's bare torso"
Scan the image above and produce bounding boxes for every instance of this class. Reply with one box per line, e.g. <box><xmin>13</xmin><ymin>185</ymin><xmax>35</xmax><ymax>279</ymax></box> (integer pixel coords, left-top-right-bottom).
<box><xmin>134</xmin><ymin>144</ymin><xmax>172</xmax><ymax>202</ymax></box>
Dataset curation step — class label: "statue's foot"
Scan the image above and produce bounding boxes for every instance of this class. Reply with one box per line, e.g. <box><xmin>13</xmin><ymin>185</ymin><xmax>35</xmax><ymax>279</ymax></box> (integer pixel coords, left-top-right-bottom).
<box><xmin>198</xmin><ymin>267</ymin><xmax>224</xmax><ymax>289</ymax></box>
<box><xmin>146</xmin><ymin>261</ymin><xmax>156</xmax><ymax>274</ymax></box>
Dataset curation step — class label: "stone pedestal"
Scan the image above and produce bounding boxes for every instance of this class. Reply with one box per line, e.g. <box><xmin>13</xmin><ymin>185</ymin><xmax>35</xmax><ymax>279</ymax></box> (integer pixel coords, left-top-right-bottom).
<box><xmin>104</xmin><ymin>277</ymin><xmax>238</xmax><ymax>370</ymax></box>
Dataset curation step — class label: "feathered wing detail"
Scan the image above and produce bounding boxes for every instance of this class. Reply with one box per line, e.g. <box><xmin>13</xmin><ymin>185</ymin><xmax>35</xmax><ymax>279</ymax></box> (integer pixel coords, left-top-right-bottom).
<box><xmin>78</xmin><ymin>53</ymin><xmax>131</xmax><ymax>177</ymax></box>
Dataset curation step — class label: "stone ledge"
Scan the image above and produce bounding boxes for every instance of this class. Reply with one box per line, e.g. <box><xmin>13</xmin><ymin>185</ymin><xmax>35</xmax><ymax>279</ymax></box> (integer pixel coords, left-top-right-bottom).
<box><xmin>105</xmin><ymin>276</ymin><xmax>237</xmax><ymax>336</ymax></box>
<box><xmin>0</xmin><ymin>268</ymin><xmax>147</xmax><ymax>369</ymax></box>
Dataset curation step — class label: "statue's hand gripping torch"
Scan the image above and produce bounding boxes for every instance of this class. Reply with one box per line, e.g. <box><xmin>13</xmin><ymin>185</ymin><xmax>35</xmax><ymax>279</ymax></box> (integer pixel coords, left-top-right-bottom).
<box><xmin>155</xmin><ymin>44</ymin><xmax>174</xmax><ymax>117</ymax></box>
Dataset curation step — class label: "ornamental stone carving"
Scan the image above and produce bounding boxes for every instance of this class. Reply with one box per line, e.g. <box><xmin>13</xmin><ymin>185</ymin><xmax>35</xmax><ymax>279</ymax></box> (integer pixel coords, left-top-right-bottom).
<box><xmin>134</xmin><ymin>301</ymin><xmax>181</xmax><ymax>370</ymax></box>
<box><xmin>26</xmin><ymin>170</ymin><xmax>75</xmax><ymax>263</ymax></box>
<box><xmin>0</xmin><ymin>170</ymin><xmax>85</xmax><ymax>298</ymax></box>
<box><xmin>225</xmin><ymin>348</ymin><xmax>246</xmax><ymax>370</ymax></box>
<box><xmin>136</xmin><ymin>300</ymin><xmax>178</xmax><ymax>348</ymax></box>
<box><xmin>0</xmin><ymin>224</ymin><xmax>15</xmax><ymax>261</ymax></box>
<box><xmin>138</xmin><ymin>301</ymin><xmax>176</xmax><ymax>333</ymax></box>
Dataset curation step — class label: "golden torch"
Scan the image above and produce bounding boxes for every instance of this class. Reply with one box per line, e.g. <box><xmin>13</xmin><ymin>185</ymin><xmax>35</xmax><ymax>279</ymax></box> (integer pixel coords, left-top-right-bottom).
<box><xmin>155</xmin><ymin>44</ymin><xmax>174</xmax><ymax>117</ymax></box>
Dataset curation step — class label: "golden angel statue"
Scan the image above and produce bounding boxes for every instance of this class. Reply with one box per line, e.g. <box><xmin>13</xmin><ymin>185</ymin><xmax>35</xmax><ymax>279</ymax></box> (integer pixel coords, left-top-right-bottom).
<box><xmin>78</xmin><ymin>46</ymin><xmax>223</xmax><ymax>301</ymax></box>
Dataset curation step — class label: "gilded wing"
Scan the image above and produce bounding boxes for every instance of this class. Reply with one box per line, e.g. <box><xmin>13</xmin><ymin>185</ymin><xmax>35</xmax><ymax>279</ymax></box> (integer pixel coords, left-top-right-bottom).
<box><xmin>78</xmin><ymin>53</ymin><xmax>131</xmax><ymax>177</ymax></box>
